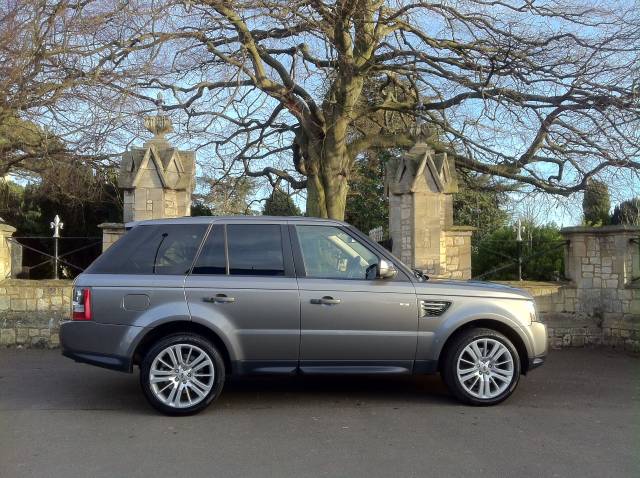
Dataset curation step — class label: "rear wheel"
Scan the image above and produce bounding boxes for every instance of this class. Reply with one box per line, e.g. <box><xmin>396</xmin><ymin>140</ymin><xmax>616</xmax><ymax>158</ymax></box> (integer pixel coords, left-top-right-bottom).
<box><xmin>442</xmin><ymin>328</ymin><xmax>520</xmax><ymax>406</ymax></box>
<box><xmin>140</xmin><ymin>333</ymin><xmax>225</xmax><ymax>415</ymax></box>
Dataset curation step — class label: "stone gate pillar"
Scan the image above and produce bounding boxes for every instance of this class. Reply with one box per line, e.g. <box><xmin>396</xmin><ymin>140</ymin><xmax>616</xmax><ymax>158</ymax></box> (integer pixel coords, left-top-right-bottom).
<box><xmin>0</xmin><ymin>221</ymin><xmax>16</xmax><ymax>279</ymax></box>
<box><xmin>385</xmin><ymin>143</ymin><xmax>474</xmax><ymax>279</ymax></box>
<box><xmin>99</xmin><ymin>111</ymin><xmax>196</xmax><ymax>251</ymax></box>
<box><xmin>561</xmin><ymin>225</ymin><xmax>640</xmax><ymax>319</ymax></box>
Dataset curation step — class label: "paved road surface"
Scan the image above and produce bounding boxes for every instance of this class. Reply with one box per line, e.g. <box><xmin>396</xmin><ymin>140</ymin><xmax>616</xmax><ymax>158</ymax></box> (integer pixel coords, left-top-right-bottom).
<box><xmin>0</xmin><ymin>348</ymin><xmax>638</xmax><ymax>478</ymax></box>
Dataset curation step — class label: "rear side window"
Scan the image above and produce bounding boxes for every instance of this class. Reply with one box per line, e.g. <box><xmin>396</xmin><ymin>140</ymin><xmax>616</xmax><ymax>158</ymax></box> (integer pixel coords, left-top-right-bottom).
<box><xmin>192</xmin><ymin>225</ymin><xmax>226</xmax><ymax>275</ymax></box>
<box><xmin>192</xmin><ymin>224</ymin><xmax>285</xmax><ymax>276</ymax></box>
<box><xmin>88</xmin><ymin>224</ymin><xmax>208</xmax><ymax>275</ymax></box>
<box><xmin>227</xmin><ymin>224</ymin><xmax>285</xmax><ymax>276</ymax></box>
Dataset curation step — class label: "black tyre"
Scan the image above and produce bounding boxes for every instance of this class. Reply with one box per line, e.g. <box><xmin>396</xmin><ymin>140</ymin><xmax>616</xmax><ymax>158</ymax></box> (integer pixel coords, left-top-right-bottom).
<box><xmin>442</xmin><ymin>327</ymin><xmax>521</xmax><ymax>406</ymax></box>
<box><xmin>140</xmin><ymin>333</ymin><xmax>225</xmax><ymax>415</ymax></box>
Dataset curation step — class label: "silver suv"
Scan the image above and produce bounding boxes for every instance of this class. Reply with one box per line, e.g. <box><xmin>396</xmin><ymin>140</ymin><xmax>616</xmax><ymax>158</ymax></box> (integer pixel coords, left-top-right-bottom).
<box><xmin>61</xmin><ymin>216</ymin><xmax>547</xmax><ymax>415</ymax></box>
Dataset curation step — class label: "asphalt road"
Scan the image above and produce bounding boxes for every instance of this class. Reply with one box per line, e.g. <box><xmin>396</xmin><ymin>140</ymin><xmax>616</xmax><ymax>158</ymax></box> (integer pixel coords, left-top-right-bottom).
<box><xmin>0</xmin><ymin>348</ymin><xmax>638</xmax><ymax>478</ymax></box>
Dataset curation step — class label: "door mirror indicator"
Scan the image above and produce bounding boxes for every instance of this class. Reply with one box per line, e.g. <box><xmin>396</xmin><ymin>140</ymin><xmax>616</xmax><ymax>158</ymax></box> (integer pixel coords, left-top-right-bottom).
<box><xmin>377</xmin><ymin>259</ymin><xmax>398</xmax><ymax>279</ymax></box>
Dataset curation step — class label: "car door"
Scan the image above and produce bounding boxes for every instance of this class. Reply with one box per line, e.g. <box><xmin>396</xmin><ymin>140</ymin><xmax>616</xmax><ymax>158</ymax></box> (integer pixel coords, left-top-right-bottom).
<box><xmin>292</xmin><ymin>224</ymin><xmax>419</xmax><ymax>373</ymax></box>
<box><xmin>185</xmin><ymin>222</ymin><xmax>300</xmax><ymax>375</ymax></box>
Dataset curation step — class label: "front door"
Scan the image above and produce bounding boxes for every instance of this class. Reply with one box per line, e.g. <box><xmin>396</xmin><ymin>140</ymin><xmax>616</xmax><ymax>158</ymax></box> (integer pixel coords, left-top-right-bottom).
<box><xmin>185</xmin><ymin>223</ymin><xmax>300</xmax><ymax>374</ymax></box>
<box><xmin>292</xmin><ymin>225</ymin><xmax>419</xmax><ymax>373</ymax></box>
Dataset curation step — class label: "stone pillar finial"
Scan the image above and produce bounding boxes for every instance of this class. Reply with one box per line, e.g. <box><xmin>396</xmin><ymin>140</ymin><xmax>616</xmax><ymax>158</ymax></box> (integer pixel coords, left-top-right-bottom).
<box><xmin>143</xmin><ymin>93</ymin><xmax>173</xmax><ymax>141</ymax></box>
<box><xmin>143</xmin><ymin>115</ymin><xmax>173</xmax><ymax>140</ymax></box>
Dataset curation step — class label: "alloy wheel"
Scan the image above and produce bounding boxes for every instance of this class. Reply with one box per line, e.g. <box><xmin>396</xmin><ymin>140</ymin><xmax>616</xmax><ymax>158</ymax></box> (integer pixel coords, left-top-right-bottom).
<box><xmin>149</xmin><ymin>344</ymin><xmax>215</xmax><ymax>409</ymax></box>
<box><xmin>456</xmin><ymin>338</ymin><xmax>514</xmax><ymax>400</ymax></box>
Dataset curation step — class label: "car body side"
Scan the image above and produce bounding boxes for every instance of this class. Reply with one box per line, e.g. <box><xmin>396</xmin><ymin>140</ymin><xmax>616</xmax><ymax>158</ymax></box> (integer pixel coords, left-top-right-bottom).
<box><xmin>60</xmin><ymin>216</ymin><xmax>547</xmax><ymax>376</ymax></box>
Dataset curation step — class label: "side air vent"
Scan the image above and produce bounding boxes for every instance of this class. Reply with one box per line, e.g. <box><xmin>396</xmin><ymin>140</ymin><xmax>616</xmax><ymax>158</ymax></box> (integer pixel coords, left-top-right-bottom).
<box><xmin>419</xmin><ymin>300</ymin><xmax>451</xmax><ymax>317</ymax></box>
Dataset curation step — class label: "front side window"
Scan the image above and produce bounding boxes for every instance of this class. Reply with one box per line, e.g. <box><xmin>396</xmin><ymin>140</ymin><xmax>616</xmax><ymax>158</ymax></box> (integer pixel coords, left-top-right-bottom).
<box><xmin>88</xmin><ymin>224</ymin><xmax>207</xmax><ymax>275</ymax></box>
<box><xmin>295</xmin><ymin>225</ymin><xmax>379</xmax><ymax>280</ymax></box>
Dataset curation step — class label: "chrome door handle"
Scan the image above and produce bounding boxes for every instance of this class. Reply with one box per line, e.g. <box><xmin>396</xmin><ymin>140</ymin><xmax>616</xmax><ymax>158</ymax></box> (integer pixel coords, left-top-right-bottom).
<box><xmin>310</xmin><ymin>296</ymin><xmax>341</xmax><ymax>305</ymax></box>
<box><xmin>203</xmin><ymin>294</ymin><xmax>235</xmax><ymax>304</ymax></box>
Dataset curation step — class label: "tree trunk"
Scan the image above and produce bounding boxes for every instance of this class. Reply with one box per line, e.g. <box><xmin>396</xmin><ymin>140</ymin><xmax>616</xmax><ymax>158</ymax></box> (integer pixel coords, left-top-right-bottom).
<box><xmin>304</xmin><ymin>140</ymin><xmax>350</xmax><ymax>220</ymax></box>
<box><xmin>306</xmin><ymin>172</ymin><xmax>348</xmax><ymax>220</ymax></box>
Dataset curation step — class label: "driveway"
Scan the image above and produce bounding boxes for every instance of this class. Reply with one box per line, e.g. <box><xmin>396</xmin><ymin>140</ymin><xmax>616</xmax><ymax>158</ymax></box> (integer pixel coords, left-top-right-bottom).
<box><xmin>0</xmin><ymin>348</ymin><xmax>638</xmax><ymax>478</ymax></box>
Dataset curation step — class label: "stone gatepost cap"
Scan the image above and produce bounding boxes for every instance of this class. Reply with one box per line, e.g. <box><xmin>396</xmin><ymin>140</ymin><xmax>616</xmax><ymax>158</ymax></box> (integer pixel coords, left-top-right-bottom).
<box><xmin>0</xmin><ymin>221</ymin><xmax>16</xmax><ymax>233</ymax></box>
<box><xmin>561</xmin><ymin>225</ymin><xmax>640</xmax><ymax>235</ymax></box>
<box><xmin>98</xmin><ymin>222</ymin><xmax>126</xmax><ymax>229</ymax></box>
<box><xmin>445</xmin><ymin>225</ymin><xmax>477</xmax><ymax>232</ymax></box>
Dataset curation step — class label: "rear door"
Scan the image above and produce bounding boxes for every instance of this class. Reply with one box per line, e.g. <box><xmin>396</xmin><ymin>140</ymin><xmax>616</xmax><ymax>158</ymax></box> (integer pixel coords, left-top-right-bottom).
<box><xmin>292</xmin><ymin>224</ymin><xmax>419</xmax><ymax>373</ymax></box>
<box><xmin>185</xmin><ymin>223</ymin><xmax>300</xmax><ymax>374</ymax></box>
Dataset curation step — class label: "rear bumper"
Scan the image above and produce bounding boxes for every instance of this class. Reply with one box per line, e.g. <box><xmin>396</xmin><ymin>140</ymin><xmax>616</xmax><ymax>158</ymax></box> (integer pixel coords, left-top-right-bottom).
<box><xmin>60</xmin><ymin>321</ymin><xmax>144</xmax><ymax>373</ymax></box>
<box><xmin>62</xmin><ymin>349</ymin><xmax>131</xmax><ymax>372</ymax></box>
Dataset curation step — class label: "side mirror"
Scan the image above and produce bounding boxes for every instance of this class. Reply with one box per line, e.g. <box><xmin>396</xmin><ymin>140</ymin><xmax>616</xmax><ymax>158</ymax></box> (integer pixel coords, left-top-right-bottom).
<box><xmin>377</xmin><ymin>259</ymin><xmax>397</xmax><ymax>279</ymax></box>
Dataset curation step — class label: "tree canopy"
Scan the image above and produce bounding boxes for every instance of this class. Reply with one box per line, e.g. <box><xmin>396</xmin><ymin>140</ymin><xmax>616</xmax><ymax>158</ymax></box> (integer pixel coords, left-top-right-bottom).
<box><xmin>262</xmin><ymin>188</ymin><xmax>302</xmax><ymax>216</ymax></box>
<box><xmin>611</xmin><ymin>198</ymin><xmax>640</xmax><ymax>226</ymax></box>
<box><xmin>2</xmin><ymin>1</ymin><xmax>640</xmax><ymax>219</ymax></box>
<box><xmin>582</xmin><ymin>179</ymin><xmax>611</xmax><ymax>226</ymax></box>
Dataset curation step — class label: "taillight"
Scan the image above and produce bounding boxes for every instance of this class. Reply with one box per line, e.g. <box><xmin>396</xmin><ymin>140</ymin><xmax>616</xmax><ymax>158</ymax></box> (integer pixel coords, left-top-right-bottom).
<box><xmin>72</xmin><ymin>288</ymin><xmax>92</xmax><ymax>321</ymax></box>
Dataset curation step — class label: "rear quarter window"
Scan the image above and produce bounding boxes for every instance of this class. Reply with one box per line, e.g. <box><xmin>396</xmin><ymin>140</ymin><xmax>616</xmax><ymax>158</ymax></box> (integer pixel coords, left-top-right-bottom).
<box><xmin>87</xmin><ymin>224</ymin><xmax>208</xmax><ymax>275</ymax></box>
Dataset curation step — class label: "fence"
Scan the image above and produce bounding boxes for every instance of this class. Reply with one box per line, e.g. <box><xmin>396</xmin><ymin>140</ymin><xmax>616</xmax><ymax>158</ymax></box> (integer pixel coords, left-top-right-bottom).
<box><xmin>368</xmin><ymin>226</ymin><xmax>393</xmax><ymax>254</ymax></box>
<box><xmin>471</xmin><ymin>238</ymin><xmax>567</xmax><ymax>281</ymax></box>
<box><xmin>8</xmin><ymin>236</ymin><xmax>102</xmax><ymax>280</ymax></box>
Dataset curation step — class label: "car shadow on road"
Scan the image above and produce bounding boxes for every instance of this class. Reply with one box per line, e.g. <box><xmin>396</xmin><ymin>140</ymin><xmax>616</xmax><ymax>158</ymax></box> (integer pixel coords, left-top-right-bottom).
<box><xmin>54</xmin><ymin>371</ymin><xmax>455</xmax><ymax>415</ymax></box>
<box><xmin>220</xmin><ymin>373</ymin><xmax>452</xmax><ymax>408</ymax></box>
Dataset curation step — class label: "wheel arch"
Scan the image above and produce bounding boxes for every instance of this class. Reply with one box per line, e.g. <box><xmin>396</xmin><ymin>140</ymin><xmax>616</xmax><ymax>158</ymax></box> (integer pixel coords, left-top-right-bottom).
<box><xmin>132</xmin><ymin>321</ymin><xmax>232</xmax><ymax>374</ymax></box>
<box><xmin>437</xmin><ymin>319</ymin><xmax>530</xmax><ymax>374</ymax></box>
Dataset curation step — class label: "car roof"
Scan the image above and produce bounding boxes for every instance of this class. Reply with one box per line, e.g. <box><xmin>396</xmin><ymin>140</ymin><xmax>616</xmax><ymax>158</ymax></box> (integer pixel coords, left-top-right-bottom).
<box><xmin>126</xmin><ymin>215</ymin><xmax>350</xmax><ymax>228</ymax></box>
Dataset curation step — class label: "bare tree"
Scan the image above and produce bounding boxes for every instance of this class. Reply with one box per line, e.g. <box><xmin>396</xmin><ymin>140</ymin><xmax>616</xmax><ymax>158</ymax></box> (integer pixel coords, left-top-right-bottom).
<box><xmin>0</xmin><ymin>0</ymin><xmax>147</xmax><ymax>180</ymax></box>
<box><xmin>6</xmin><ymin>1</ymin><xmax>640</xmax><ymax>219</ymax></box>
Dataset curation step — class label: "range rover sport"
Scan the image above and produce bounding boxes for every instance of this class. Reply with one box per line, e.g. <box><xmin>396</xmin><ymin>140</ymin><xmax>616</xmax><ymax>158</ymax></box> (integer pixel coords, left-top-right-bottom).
<box><xmin>60</xmin><ymin>216</ymin><xmax>547</xmax><ymax>415</ymax></box>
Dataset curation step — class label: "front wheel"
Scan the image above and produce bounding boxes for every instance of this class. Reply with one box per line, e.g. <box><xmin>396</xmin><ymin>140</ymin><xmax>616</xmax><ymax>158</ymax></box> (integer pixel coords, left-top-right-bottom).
<box><xmin>442</xmin><ymin>328</ymin><xmax>521</xmax><ymax>406</ymax></box>
<box><xmin>140</xmin><ymin>333</ymin><xmax>225</xmax><ymax>415</ymax></box>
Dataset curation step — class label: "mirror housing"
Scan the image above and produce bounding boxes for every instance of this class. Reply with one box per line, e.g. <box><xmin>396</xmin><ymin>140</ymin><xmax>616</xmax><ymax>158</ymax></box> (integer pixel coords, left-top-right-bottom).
<box><xmin>377</xmin><ymin>259</ymin><xmax>398</xmax><ymax>279</ymax></box>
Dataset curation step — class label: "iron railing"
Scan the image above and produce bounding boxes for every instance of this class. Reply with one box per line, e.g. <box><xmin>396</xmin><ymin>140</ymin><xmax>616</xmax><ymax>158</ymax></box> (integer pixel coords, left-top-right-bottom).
<box><xmin>471</xmin><ymin>239</ymin><xmax>568</xmax><ymax>281</ymax></box>
<box><xmin>8</xmin><ymin>236</ymin><xmax>102</xmax><ymax>279</ymax></box>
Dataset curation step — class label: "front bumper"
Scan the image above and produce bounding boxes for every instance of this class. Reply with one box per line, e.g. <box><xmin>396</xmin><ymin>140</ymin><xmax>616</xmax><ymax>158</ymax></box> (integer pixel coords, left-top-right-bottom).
<box><xmin>60</xmin><ymin>321</ymin><xmax>145</xmax><ymax>373</ymax></box>
<box><xmin>528</xmin><ymin>354</ymin><xmax>546</xmax><ymax>370</ymax></box>
<box><xmin>525</xmin><ymin>321</ymin><xmax>548</xmax><ymax>372</ymax></box>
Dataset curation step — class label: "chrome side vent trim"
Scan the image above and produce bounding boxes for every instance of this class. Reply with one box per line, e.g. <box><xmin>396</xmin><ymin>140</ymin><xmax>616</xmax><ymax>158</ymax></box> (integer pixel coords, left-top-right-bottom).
<box><xmin>419</xmin><ymin>300</ymin><xmax>451</xmax><ymax>317</ymax></box>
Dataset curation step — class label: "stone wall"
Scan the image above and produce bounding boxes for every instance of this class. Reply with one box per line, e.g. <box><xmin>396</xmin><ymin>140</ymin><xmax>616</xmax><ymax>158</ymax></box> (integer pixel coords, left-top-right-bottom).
<box><xmin>444</xmin><ymin>228</ymin><xmax>473</xmax><ymax>280</ymax></box>
<box><xmin>0</xmin><ymin>278</ymin><xmax>637</xmax><ymax>351</ymax></box>
<box><xmin>0</xmin><ymin>279</ymin><xmax>72</xmax><ymax>348</ymax></box>
<box><xmin>562</xmin><ymin>226</ymin><xmax>639</xmax><ymax>319</ymax></box>
<box><xmin>500</xmin><ymin>281</ymin><xmax>640</xmax><ymax>352</ymax></box>
<box><xmin>0</xmin><ymin>225</ymin><xmax>638</xmax><ymax>351</ymax></box>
